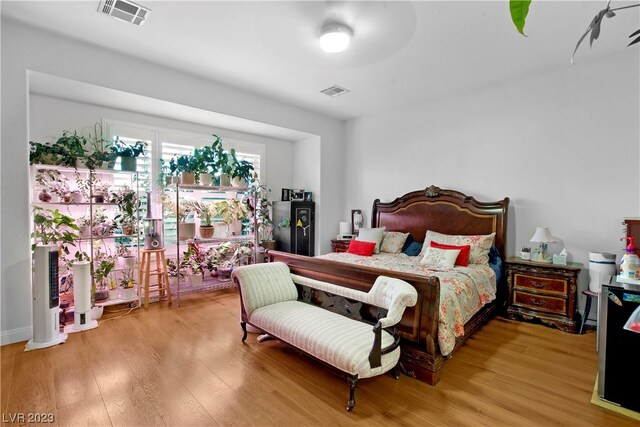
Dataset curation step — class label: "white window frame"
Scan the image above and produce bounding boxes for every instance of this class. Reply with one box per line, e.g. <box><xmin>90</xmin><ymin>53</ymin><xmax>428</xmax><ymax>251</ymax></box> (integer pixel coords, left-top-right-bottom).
<box><xmin>103</xmin><ymin>118</ymin><xmax>267</xmax><ymax>196</ymax></box>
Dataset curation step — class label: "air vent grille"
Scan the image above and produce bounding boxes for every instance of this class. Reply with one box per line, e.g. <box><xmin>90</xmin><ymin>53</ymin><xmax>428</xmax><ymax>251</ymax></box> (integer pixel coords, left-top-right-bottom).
<box><xmin>320</xmin><ymin>85</ymin><xmax>350</xmax><ymax>98</ymax></box>
<box><xmin>98</xmin><ymin>0</ymin><xmax>150</xmax><ymax>26</ymax></box>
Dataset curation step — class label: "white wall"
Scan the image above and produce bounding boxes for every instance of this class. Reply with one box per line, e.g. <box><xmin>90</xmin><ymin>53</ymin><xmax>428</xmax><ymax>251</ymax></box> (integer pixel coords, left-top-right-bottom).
<box><xmin>293</xmin><ymin>136</ymin><xmax>321</xmax><ymax>253</ymax></box>
<box><xmin>344</xmin><ymin>51</ymin><xmax>640</xmax><ymax>315</ymax></box>
<box><xmin>29</xmin><ymin>94</ymin><xmax>295</xmax><ymax>201</ymax></box>
<box><xmin>1</xmin><ymin>18</ymin><xmax>344</xmax><ymax>344</ymax></box>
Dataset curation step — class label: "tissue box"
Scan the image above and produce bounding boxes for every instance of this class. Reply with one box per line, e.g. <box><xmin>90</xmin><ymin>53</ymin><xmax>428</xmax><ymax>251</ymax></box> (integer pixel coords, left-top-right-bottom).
<box><xmin>552</xmin><ymin>254</ymin><xmax>567</xmax><ymax>265</ymax></box>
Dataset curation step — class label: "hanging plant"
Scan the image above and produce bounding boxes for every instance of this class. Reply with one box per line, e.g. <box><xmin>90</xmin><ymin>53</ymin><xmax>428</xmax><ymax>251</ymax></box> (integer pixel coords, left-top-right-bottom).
<box><xmin>509</xmin><ymin>0</ymin><xmax>640</xmax><ymax>62</ymax></box>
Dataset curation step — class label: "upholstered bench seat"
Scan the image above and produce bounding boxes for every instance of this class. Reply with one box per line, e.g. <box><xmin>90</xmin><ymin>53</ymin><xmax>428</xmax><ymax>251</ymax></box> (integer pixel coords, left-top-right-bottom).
<box><xmin>251</xmin><ymin>300</ymin><xmax>399</xmax><ymax>379</ymax></box>
<box><xmin>233</xmin><ymin>262</ymin><xmax>417</xmax><ymax>411</ymax></box>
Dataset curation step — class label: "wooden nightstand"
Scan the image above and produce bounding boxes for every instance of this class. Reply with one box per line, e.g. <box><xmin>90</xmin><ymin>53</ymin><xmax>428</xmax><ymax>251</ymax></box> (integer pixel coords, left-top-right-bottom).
<box><xmin>331</xmin><ymin>239</ymin><xmax>351</xmax><ymax>253</ymax></box>
<box><xmin>505</xmin><ymin>257</ymin><xmax>583</xmax><ymax>333</ymax></box>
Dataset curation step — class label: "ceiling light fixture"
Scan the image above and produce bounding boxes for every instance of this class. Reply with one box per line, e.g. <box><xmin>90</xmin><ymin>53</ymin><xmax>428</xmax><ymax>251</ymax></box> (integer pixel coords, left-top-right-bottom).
<box><xmin>319</xmin><ymin>21</ymin><xmax>353</xmax><ymax>53</ymax></box>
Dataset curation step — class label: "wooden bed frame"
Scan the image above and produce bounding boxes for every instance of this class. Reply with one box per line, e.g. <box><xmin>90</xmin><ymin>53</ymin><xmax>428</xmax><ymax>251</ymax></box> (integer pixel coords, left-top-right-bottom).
<box><xmin>269</xmin><ymin>185</ymin><xmax>509</xmax><ymax>385</ymax></box>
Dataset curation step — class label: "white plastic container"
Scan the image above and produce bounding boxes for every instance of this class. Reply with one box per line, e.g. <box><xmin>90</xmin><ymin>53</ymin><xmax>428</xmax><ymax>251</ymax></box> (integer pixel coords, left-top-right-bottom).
<box><xmin>589</xmin><ymin>252</ymin><xmax>617</xmax><ymax>293</ymax></box>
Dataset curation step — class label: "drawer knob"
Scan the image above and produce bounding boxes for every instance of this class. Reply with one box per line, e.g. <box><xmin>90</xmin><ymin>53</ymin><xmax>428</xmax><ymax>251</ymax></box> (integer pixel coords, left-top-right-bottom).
<box><xmin>530</xmin><ymin>281</ymin><xmax>545</xmax><ymax>289</ymax></box>
<box><xmin>531</xmin><ymin>298</ymin><xmax>547</xmax><ymax>306</ymax></box>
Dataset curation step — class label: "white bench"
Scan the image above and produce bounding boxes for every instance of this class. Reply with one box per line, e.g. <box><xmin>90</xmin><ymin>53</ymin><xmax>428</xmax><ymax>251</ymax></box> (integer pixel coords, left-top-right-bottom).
<box><xmin>232</xmin><ymin>262</ymin><xmax>418</xmax><ymax>411</ymax></box>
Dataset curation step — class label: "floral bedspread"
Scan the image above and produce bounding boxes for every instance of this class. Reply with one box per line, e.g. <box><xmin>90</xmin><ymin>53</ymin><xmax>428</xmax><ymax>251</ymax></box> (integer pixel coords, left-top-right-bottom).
<box><xmin>317</xmin><ymin>252</ymin><xmax>496</xmax><ymax>356</ymax></box>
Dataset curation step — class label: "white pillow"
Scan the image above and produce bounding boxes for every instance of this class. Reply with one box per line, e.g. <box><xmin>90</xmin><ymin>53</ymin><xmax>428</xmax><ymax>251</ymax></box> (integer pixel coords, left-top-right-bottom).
<box><xmin>380</xmin><ymin>231</ymin><xmax>410</xmax><ymax>254</ymax></box>
<box><xmin>356</xmin><ymin>227</ymin><xmax>386</xmax><ymax>254</ymax></box>
<box><xmin>420</xmin><ymin>247</ymin><xmax>461</xmax><ymax>270</ymax></box>
<box><xmin>420</xmin><ymin>230</ymin><xmax>495</xmax><ymax>265</ymax></box>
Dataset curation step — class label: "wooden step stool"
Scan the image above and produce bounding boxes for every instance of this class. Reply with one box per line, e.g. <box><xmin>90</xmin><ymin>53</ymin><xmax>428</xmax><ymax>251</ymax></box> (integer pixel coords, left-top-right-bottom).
<box><xmin>139</xmin><ymin>248</ymin><xmax>172</xmax><ymax>309</ymax></box>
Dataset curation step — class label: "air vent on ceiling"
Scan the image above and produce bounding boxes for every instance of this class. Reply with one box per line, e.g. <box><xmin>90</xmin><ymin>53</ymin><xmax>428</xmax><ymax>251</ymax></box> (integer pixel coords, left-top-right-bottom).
<box><xmin>320</xmin><ymin>85</ymin><xmax>350</xmax><ymax>98</ymax></box>
<box><xmin>98</xmin><ymin>0</ymin><xmax>150</xmax><ymax>26</ymax></box>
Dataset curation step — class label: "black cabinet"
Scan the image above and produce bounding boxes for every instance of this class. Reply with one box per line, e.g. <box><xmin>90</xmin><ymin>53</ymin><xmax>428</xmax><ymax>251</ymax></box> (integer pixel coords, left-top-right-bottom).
<box><xmin>272</xmin><ymin>201</ymin><xmax>315</xmax><ymax>256</ymax></box>
<box><xmin>598</xmin><ymin>283</ymin><xmax>640</xmax><ymax>412</ymax></box>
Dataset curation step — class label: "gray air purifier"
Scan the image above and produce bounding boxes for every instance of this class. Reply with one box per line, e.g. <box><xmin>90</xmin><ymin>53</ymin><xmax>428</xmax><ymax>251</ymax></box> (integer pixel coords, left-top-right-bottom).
<box><xmin>143</xmin><ymin>192</ymin><xmax>163</xmax><ymax>249</ymax></box>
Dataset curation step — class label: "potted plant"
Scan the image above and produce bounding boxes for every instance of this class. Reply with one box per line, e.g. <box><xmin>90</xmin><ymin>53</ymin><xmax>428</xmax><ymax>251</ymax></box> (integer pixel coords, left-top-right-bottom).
<box><xmin>110</xmin><ymin>186</ymin><xmax>139</xmax><ymax>235</ymax></box>
<box><xmin>84</xmin><ymin>125</ymin><xmax>115</xmax><ymax>170</ymax></box>
<box><xmin>35</xmin><ymin>169</ymin><xmax>71</xmax><ymax>203</ymax></box>
<box><xmin>174</xmin><ymin>154</ymin><xmax>199</xmax><ymax>185</ymax></box>
<box><xmin>91</xmin><ymin>207</ymin><xmax>113</xmax><ymax>236</ymax></box>
<box><xmin>77</xmin><ymin>215</ymin><xmax>92</xmax><ymax>238</ymax></box>
<box><xmin>76</xmin><ymin>173</ymin><xmax>110</xmax><ymax>203</ymax></box>
<box><xmin>248</xmin><ymin>178</ymin><xmax>274</xmax><ymax>246</ymax></box>
<box><xmin>166</xmin><ymin>258</ymin><xmax>185</xmax><ymax>287</ymax></box>
<box><xmin>190</xmin><ymin>201</ymin><xmax>215</xmax><ymax>238</ymax></box>
<box><xmin>192</xmin><ymin>147</ymin><xmax>214</xmax><ymax>186</ymax></box>
<box><xmin>160</xmin><ymin>194</ymin><xmax>197</xmax><ymax>240</ymax></box>
<box><xmin>211</xmin><ymin>198</ymin><xmax>249</xmax><ymax>236</ymax></box>
<box><xmin>168</xmin><ymin>157</ymin><xmax>181</xmax><ymax>184</ymax></box>
<box><xmin>31</xmin><ymin>207</ymin><xmax>79</xmax><ymax>252</ymax></box>
<box><xmin>181</xmin><ymin>244</ymin><xmax>205</xmax><ymax>287</ymax></box>
<box><xmin>93</xmin><ymin>259</ymin><xmax>115</xmax><ymax>301</ymax></box>
<box><xmin>231</xmin><ymin>243</ymin><xmax>253</xmax><ymax>267</ymax></box>
<box><xmin>229</xmin><ymin>149</ymin><xmax>255</xmax><ymax>188</ymax></box>
<box><xmin>107</xmin><ymin>278</ymin><xmax>119</xmax><ymax>300</ymax></box>
<box><xmin>30</xmin><ymin>131</ymin><xmax>88</xmax><ymax>168</ymax></box>
<box><xmin>110</xmin><ymin>137</ymin><xmax>146</xmax><ymax>172</ymax></box>
<box><xmin>120</xmin><ymin>270</ymin><xmax>137</xmax><ymax>300</ymax></box>
<box><xmin>116</xmin><ymin>243</ymin><xmax>136</xmax><ymax>269</ymax></box>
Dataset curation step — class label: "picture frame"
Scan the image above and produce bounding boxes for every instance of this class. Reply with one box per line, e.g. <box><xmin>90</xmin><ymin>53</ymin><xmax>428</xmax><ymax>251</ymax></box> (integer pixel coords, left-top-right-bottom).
<box><xmin>291</xmin><ymin>189</ymin><xmax>305</xmax><ymax>201</ymax></box>
<box><xmin>303</xmin><ymin>191</ymin><xmax>313</xmax><ymax>202</ymax></box>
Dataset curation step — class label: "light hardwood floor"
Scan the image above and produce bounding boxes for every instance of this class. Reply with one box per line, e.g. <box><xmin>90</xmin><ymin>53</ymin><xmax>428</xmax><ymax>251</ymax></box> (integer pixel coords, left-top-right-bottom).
<box><xmin>1</xmin><ymin>288</ymin><xmax>635</xmax><ymax>426</ymax></box>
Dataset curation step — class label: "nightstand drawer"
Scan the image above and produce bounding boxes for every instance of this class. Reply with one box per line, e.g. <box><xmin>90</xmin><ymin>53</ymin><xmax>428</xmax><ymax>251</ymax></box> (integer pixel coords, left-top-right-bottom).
<box><xmin>331</xmin><ymin>239</ymin><xmax>351</xmax><ymax>253</ymax></box>
<box><xmin>513</xmin><ymin>291</ymin><xmax>566</xmax><ymax>315</ymax></box>
<box><xmin>513</xmin><ymin>274</ymin><xmax>567</xmax><ymax>295</ymax></box>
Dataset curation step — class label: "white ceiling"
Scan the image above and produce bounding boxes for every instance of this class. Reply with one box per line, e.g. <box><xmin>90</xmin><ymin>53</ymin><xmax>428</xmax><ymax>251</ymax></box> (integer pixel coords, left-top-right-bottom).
<box><xmin>3</xmin><ymin>1</ymin><xmax>639</xmax><ymax>120</ymax></box>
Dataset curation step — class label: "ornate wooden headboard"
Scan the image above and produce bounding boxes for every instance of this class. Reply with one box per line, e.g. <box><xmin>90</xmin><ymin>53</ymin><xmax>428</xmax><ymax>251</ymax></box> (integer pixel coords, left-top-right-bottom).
<box><xmin>371</xmin><ymin>185</ymin><xmax>510</xmax><ymax>259</ymax></box>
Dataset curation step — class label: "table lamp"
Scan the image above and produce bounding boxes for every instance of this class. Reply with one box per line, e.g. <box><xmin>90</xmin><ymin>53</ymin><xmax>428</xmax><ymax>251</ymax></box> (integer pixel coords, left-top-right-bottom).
<box><xmin>530</xmin><ymin>227</ymin><xmax>556</xmax><ymax>263</ymax></box>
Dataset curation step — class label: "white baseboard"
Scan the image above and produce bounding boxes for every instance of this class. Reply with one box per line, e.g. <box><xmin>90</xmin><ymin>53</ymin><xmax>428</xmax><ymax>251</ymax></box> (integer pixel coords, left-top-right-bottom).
<box><xmin>1</xmin><ymin>326</ymin><xmax>31</xmax><ymax>346</ymax></box>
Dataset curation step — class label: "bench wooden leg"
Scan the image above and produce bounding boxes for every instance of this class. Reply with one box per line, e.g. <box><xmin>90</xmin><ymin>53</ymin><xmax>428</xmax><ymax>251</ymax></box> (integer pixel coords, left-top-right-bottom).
<box><xmin>241</xmin><ymin>322</ymin><xmax>248</xmax><ymax>342</ymax></box>
<box><xmin>347</xmin><ymin>375</ymin><xmax>358</xmax><ymax>412</ymax></box>
<box><xmin>392</xmin><ymin>363</ymin><xmax>401</xmax><ymax>380</ymax></box>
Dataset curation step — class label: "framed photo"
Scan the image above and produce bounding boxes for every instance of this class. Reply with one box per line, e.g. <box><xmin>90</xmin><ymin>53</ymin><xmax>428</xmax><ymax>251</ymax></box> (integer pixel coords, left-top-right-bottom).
<box><xmin>291</xmin><ymin>189</ymin><xmax>305</xmax><ymax>201</ymax></box>
<box><xmin>303</xmin><ymin>192</ymin><xmax>313</xmax><ymax>202</ymax></box>
<box><xmin>281</xmin><ymin>188</ymin><xmax>291</xmax><ymax>201</ymax></box>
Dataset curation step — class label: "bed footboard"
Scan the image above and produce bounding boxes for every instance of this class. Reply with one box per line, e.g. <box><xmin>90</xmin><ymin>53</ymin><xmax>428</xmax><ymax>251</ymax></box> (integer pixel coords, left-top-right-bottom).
<box><xmin>268</xmin><ymin>250</ymin><xmax>445</xmax><ymax>385</ymax></box>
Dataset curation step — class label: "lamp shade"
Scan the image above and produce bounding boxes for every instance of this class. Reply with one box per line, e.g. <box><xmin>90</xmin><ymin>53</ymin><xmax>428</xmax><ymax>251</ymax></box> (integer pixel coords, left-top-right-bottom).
<box><xmin>530</xmin><ymin>227</ymin><xmax>556</xmax><ymax>243</ymax></box>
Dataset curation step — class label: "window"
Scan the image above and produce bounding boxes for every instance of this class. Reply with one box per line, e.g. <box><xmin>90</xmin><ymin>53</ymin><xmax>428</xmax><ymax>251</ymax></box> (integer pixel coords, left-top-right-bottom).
<box><xmin>104</xmin><ymin>119</ymin><xmax>266</xmax><ymax>244</ymax></box>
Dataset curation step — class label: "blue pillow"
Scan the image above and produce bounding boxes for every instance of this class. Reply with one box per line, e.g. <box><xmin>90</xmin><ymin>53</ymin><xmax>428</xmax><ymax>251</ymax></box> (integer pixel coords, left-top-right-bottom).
<box><xmin>402</xmin><ymin>234</ymin><xmax>415</xmax><ymax>251</ymax></box>
<box><xmin>403</xmin><ymin>241</ymin><xmax>423</xmax><ymax>257</ymax></box>
<box><xmin>488</xmin><ymin>246</ymin><xmax>503</xmax><ymax>284</ymax></box>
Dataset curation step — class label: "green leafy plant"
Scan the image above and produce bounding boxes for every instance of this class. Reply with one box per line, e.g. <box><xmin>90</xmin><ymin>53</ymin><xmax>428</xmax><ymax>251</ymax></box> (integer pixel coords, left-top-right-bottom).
<box><xmin>110</xmin><ymin>138</ymin><xmax>147</xmax><ymax>158</ymax></box>
<box><xmin>181</xmin><ymin>244</ymin><xmax>205</xmax><ymax>275</ymax></box>
<box><xmin>120</xmin><ymin>270</ymin><xmax>135</xmax><ymax>288</ymax></box>
<box><xmin>31</xmin><ymin>207</ymin><xmax>79</xmax><ymax>251</ymax></box>
<box><xmin>247</xmin><ymin>178</ymin><xmax>273</xmax><ymax>242</ymax></box>
<box><xmin>509</xmin><ymin>0</ymin><xmax>640</xmax><ymax>62</ymax></box>
<box><xmin>29</xmin><ymin>131</ymin><xmax>89</xmax><ymax>167</ymax></box>
<box><xmin>211</xmin><ymin>198</ymin><xmax>249</xmax><ymax>225</ymax></box>
<box><xmin>175</xmin><ymin>154</ymin><xmax>200</xmax><ymax>174</ymax></box>
<box><xmin>94</xmin><ymin>260</ymin><xmax>115</xmax><ymax>286</ymax></box>
<box><xmin>190</xmin><ymin>201</ymin><xmax>214</xmax><ymax>226</ymax></box>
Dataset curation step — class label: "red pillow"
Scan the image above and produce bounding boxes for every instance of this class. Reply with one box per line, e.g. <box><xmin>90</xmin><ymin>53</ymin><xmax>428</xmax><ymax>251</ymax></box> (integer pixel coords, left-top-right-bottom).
<box><xmin>347</xmin><ymin>240</ymin><xmax>376</xmax><ymax>256</ymax></box>
<box><xmin>430</xmin><ymin>241</ymin><xmax>470</xmax><ymax>267</ymax></box>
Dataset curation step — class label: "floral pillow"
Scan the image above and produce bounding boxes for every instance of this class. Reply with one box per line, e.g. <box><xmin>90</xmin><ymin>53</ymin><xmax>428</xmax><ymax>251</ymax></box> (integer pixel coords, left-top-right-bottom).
<box><xmin>420</xmin><ymin>230</ymin><xmax>495</xmax><ymax>265</ymax></box>
<box><xmin>420</xmin><ymin>247</ymin><xmax>461</xmax><ymax>270</ymax></box>
<box><xmin>380</xmin><ymin>232</ymin><xmax>410</xmax><ymax>254</ymax></box>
